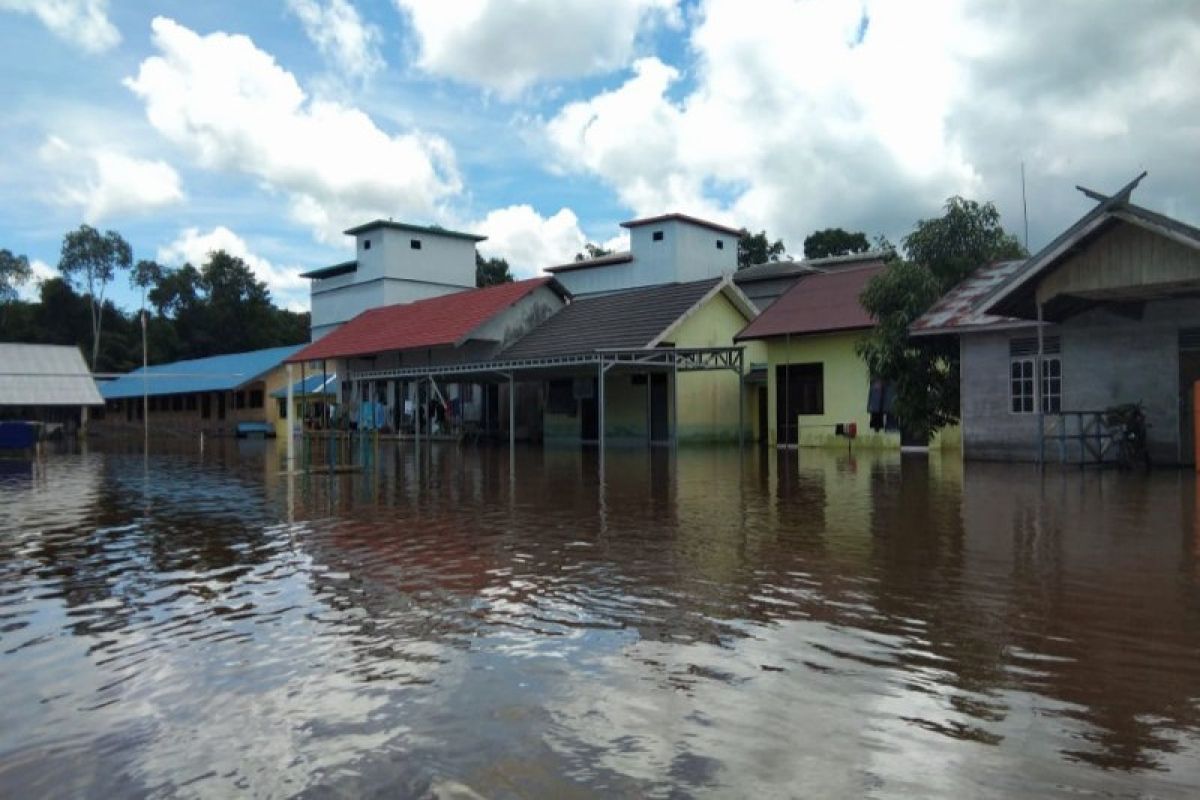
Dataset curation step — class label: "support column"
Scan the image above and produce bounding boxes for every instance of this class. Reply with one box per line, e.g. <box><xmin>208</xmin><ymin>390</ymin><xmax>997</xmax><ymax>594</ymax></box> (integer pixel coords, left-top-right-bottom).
<box><xmin>286</xmin><ymin>362</ymin><xmax>294</xmax><ymax>472</ymax></box>
<box><xmin>597</xmin><ymin>360</ymin><xmax>606</xmax><ymax>457</ymax></box>
<box><xmin>737</xmin><ymin>366</ymin><xmax>744</xmax><ymax>450</ymax></box>
<box><xmin>508</xmin><ymin>372</ymin><xmax>515</xmax><ymax>452</ymax></box>
<box><xmin>671</xmin><ymin>359</ymin><xmax>679</xmax><ymax>450</ymax></box>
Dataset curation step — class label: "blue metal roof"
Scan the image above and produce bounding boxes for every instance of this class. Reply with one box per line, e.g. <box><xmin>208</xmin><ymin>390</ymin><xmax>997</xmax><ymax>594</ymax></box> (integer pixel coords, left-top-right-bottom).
<box><xmin>270</xmin><ymin>372</ymin><xmax>338</xmax><ymax>399</ymax></box>
<box><xmin>100</xmin><ymin>345</ymin><xmax>305</xmax><ymax>400</ymax></box>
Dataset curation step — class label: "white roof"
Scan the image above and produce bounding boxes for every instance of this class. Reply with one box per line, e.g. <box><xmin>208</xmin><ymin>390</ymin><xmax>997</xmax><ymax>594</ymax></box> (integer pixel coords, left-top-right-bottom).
<box><xmin>0</xmin><ymin>343</ymin><xmax>103</xmax><ymax>406</ymax></box>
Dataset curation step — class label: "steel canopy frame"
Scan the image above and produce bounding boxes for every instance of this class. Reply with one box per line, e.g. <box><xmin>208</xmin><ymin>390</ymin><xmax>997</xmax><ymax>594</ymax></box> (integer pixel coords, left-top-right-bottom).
<box><xmin>346</xmin><ymin>346</ymin><xmax>747</xmax><ymax>452</ymax></box>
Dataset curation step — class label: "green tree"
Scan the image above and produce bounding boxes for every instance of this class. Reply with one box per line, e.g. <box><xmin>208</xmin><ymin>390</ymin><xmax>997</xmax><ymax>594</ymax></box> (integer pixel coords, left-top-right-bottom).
<box><xmin>475</xmin><ymin>252</ymin><xmax>514</xmax><ymax>287</ymax></box>
<box><xmin>574</xmin><ymin>243</ymin><xmax>613</xmax><ymax>262</ymax></box>
<box><xmin>856</xmin><ymin>197</ymin><xmax>1027</xmax><ymax>442</ymax></box>
<box><xmin>803</xmin><ymin>228</ymin><xmax>870</xmax><ymax>259</ymax></box>
<box><xmin>58</xmin><ymin>225</ymin><xmax>132</xmax><ymax>368</ymax></box>
<box><xmin>0</xmin><ymin>249</ymin><xmax>32</xmax><ymax>304</ymax></box>
<box><xmin>737</xmin><ymin>229</ymin><xmax>786</xmax><ymax>268</ymax></box>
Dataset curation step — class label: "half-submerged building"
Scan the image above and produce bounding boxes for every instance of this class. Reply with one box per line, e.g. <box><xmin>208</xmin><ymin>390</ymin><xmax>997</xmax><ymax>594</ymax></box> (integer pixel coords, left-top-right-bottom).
<box><xmin>914</xmin><ymin>174</ymin><xmax>1200</xmax><ymax>465</ymax></box>
<box><xmin>0</xmin><ymin>343</ymin><xmax>102</xmax><ymax>433</ymax></box>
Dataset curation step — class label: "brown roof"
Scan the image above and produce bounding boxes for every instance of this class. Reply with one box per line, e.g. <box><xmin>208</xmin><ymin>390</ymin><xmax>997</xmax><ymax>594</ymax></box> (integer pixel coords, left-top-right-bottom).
<box><xmin>620</xmin><ymin>213</ymin><xmax>743</xmax><ymax>236</ymax></box>
<box><xmin>734</xmin><ymin>263</ymin><xmax>885</xmax><ymax>340</ymax></box>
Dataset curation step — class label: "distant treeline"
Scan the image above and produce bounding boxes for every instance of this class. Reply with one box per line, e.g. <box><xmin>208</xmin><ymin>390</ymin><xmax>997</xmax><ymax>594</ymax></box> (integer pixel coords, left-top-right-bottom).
<box><xmin>0</xmin><ymin>227</ymin><xmax>308</xmax><ymax>373</ymax></box>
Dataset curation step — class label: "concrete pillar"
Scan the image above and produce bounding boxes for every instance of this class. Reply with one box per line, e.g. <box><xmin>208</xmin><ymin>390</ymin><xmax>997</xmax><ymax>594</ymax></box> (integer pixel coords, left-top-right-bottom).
<box><xmin>286</xmin><ymin>362</ymin><xmax>294</xmax><ymax>472</ymax></box>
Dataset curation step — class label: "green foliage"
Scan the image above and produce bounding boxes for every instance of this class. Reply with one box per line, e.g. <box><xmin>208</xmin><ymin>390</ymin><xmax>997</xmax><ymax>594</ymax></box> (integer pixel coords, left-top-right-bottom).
<box><xmin>737</xmin><ymin>229</ymin><xmax>786</xmax><ymax>268</ymax></box>
<box><xmin>857</xmin><ymin>197</ymin><xmax>1028</xmax><ymax>442</ymax></box>
<box><xmin>475</xmin><ymin>252</ymin><xmax>514</xmax><ymax>287</ymax></box>
<box><xmin>0</xmin><ymin>249</ymin><xmax>32</xmax><ymax>303</ymax></box>
<box><xmin>0</xmin><ymin>241</ymin><xmax>309</xmax><ymax>372</ymax></box>
<box><xmin>574</xmin><ymin>243</ymin><xmax>613</xmax><ymax>262</ymax></box>
<box><xmin>57</xmin><ymin>225</ymin><xmax>132</xmax><ymax>368</ymax></box>
<box><xmin>803</xmin><ymin>228</ymin><xmax>870</xmax><ymax>259</ymax></box>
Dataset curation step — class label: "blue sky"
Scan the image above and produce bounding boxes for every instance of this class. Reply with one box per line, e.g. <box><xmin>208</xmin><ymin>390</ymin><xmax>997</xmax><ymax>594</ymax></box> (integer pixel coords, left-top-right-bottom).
<box><xmin>2</xmin><ymin>1</ymin><xmax>1198</xmax><ymax>312</ymax></box>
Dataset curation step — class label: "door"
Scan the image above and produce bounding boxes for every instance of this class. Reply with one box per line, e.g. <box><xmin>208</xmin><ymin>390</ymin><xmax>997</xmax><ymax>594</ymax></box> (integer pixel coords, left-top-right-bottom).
<box><xmin>581</xmin><ymin>379</ymin><xmax>598</xmax><ymax>442</ymax></box>
<box><xmin>649</xmin><ymin>373</ymin><xmax>669</xmax><ymax>442</ymax></box>
<box><xmin>757</xmin><ymin>386</ymin><xmax>767</xmax><ymax>444</ymax></box>
<box><xmin>1180</xmin><ymin>330</ymin><xmax>1200</xmax><ymax>465</ymax></box>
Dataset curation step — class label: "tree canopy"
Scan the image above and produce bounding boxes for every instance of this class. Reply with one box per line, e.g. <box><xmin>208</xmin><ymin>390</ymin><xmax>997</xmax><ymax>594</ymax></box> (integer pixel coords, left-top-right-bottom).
<box><xmin>58</xmin><ymin>225</ymin><xmax>132</xmax><ymax>368</ymax></box>
<box><xmin>803</xmin><ymin>228</ymin><xmax>871</xmax><ymax>259</ymax></box>
<box><xmin>0</xmin><ymin>249</ymin><xmax>31</xmax><ymax>304</ymax></box>
<box><xmin>475</xmin><ymin>253</ymin><xmax>514</xmax><ymax>287</ymax></box>
<box><xmin>737</xmin><ymin>229</ymin><xmax>786</xmax><ymax>269</ymax></box>
<box><xmin>574</xmin><ymin>243</ymin><xmax>613</xmax><ymax>262</ymax></box>
<box><xmin>1</xmin><ymin>240</ymin><xmax>309</xmax><ymax>372</ymax></box>
<box><xmin>856</xmin><ymin>197</ymin><xmax>1027</xmax><ymax>442</ymax></box>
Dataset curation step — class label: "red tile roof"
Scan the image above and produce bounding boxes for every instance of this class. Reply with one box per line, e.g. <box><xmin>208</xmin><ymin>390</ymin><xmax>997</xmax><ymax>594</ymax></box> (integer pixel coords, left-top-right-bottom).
<box><xmin>734</xmin><ymin>263</ymin><xmax>885</xmax><ymax>340</ymax></box>
<box><xmin>288</xmin><ymin>277</ymin><xmax>556</xmax><ymax>362</ymax></box>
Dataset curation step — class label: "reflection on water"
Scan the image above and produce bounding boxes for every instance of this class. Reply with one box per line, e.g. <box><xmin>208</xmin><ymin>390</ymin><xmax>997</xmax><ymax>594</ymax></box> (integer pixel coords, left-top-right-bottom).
<box><xmin>1</xmin><ymin>440</ymin><xmax>1199</xmax><ymax>798</ymax></box>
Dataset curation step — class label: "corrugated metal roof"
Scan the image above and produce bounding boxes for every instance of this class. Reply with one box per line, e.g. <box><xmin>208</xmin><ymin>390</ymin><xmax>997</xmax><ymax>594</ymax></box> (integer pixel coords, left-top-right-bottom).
<box><xmin>501</xmin><ymin>278</ymin><xmax>723</xmax><ymax>359</ymax></box>
<box><xmin>910</xmin><ymin>260</ymin><xmax>1031</xmax><ymax>336</ymax></box>
<box><xmin>100</xmin><ymin>345</ymin><xmax>303</xmax><ymax>400</ymax></box>
<box><xmin>0</xmin><ymin>343</ymin><xmax>103</xmax><ymax>406</ymax></box>
<box><xmin>735</xmin><ymin>264</ymin><xmax>884</xmax><ymax>340</ymax></box>
<box><xmin>288</xmin><ymin>277</ymin><xmax>558</xmax><ymax>362</ymax></box>
<box><xmin>300</xmin><ymin>260</ymin><xmax>356</xmax><ymax>280</ymax></box>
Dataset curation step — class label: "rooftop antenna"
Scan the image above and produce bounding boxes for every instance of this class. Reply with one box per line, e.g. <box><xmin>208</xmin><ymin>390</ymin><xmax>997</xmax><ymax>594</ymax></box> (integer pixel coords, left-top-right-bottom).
<box><xmin>1021</xmin><ymin>161</ymin><xmax>1029</xmax><ymax>251</ymax></box>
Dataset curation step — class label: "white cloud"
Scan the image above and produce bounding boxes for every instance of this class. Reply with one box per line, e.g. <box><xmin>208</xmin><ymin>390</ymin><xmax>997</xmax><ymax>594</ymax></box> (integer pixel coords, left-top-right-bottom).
<box><xmin>125</xmin><ymin>17</ymin><xmax>460</xmax><ymax>244</ymax></box>
<box><xmin>0</xmin><ymin>0</ymin><xmax>119</xmax><ymax>53</ymax></box>
<box><xmin>394</xmin><ymin>0</ymin><xmax>679</xmax><ymax>95</ymax></box>
<box><xmin>287</xmin><ymin>0</ymin><xmax>383</xmax><ymax>80</ymax></box>
<box><xmin>37</xmin><ymin>136</ymin><xmax>185</xmax><ymax>222</ymax></box>
<box><xmin>543</xmin><ymin>0</ymin><xmax>1200</xmax><ymax>251</ymax></box>
<box><xmin>472</xmin><ymin>205</ymin><xmax>588</xmax><ymax>276</ymax></box>
<box><xmin>158</xmin><ymin>226</ymin><xmax>309</xmax><ymax>312</ymax></box>
<box><xmin>16</xmin><ymin>259</ymin><xmax>59</xmax><ymax>302</ymax></box>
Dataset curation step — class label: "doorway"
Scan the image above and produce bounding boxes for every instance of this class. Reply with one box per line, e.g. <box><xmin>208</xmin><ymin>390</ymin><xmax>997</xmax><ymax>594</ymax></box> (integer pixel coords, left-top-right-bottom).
<box><xmin>757</xmin><ymin>386</ymin><xmax>767</xmax><ymax>444</ymax></box>
<box><xmin>1180</xmin><ymin>329</ymin><xmax>1200</xmax><ymax>465</ymax></box>
<box><xmin>649</xmin><ymin>373</ymin><xmax>669</xmax><ymax>443</ymax></box>
<box><xmin>581</xmin><ymin>379</ymin><xmax>599</xmax><ymax>441</ymax></box>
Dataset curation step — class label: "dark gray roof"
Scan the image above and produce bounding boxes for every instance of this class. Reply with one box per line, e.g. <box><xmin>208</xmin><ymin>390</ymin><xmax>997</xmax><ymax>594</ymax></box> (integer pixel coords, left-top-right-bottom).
<box><xmin>342</xmin><ymin>220</ymin><xmax>486</xmax><ymax>241</ymax></box>
<box><xmin>545</xmin><ymin>251</ymin><xmax>634</xmax><ymax>273</ymax></box>
<box><xmin>501</xmin><ymin>278</ymin><xmax>722</xmax><ymax>358</ymax></box>
<box><xmin>300</xmin><ymin>260</ymin><xmax>357</xmax><ymax>280</ymax></box>
<box><xmin>734</xmin><ymin>250</ymin><xmax>890</xmax><ymax>282</ymax></box>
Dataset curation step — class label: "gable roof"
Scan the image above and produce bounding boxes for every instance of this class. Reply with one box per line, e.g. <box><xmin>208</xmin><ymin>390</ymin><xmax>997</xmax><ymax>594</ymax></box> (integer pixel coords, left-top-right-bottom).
<box><xmin>500</xmin><ymin>277</ymin><xmax>752</xmax><ymax>359</ymax></box>
<box><xmin>288</xmin><ymin>277</ymin><xmax>561</xmax><ymax>362</ymax></box>
<box><xmin>0</xmin><ymin>343</ymin><xmax>102</xmax><ymax>406</ymax></box>
<box><xmin>620</xmin><ymin>213</ymin><xmax>743</xmax><ymax>236</ymax></box>
<box><xmin>341</xmin><ymin>220</ymin><xmax>486</xmax><ymax>241</ymax></box>
<box><xmin>734</xmin><ymin>263</ymin><xmax>885</xmax><ymax>341</ymax></box>
<box><xmin>985</xmin><ymin>173</ymin><xmax>1200</xmax><ymax>320</ymax></box>
<box><xmin>100</xmin><ymin>345</ymin><xmax>302</xmax><ymax>400</ymax></box>
<box><xmin>909</xmin><ymin>259</ymin><xmax>1033</xmax><ymax>336</ymax></box>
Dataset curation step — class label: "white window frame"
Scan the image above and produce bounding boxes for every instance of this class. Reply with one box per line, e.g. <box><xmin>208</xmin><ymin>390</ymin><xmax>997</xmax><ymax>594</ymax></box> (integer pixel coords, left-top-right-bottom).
<box><xmin>1009</xmin><ymin>355</ymin><xmax>1062</xmax><ymax>414</ymax></box>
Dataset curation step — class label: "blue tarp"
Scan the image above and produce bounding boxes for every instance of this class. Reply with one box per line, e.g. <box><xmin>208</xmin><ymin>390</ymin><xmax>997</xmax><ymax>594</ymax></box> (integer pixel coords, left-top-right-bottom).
<box><xmin>100</xmin><ymin>345</ymin><xmax>304</xmax><ymax>400</ymax></box>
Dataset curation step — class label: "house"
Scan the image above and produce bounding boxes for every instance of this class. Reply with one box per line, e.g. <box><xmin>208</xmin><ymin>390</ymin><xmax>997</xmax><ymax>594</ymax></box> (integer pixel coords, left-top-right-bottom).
<box><xmin>284</xmin><ymin>277</ymin><xmax>569</xmax><ymax>438</ymax></box>
<box><xmin>497</xmin><ymin>276</ymin><xmax>762</xmax><ymax>444</ymax></box>
<box><xmin>734</xmin><ymin>264</ymin><xmax>896</xmax><ymax>448</ymax></box>
<box><xmin>0</xmin><ymin>343</ymin><xmax>102</xmax><ymax>432</ymax></box>
<box><xmin>270</xmin><ymin>372</ymin><xmax>338</xmax><ymax>439</ymax></box>
<box><xmin>545</xmin><ymin>213</ymin><xmax>742</xmax><ymax>296</ymax></box>
<box><xmin>97</xmin><ymin>345</ymin><xmax>304</xmax><ymax>436</ymax></box>
<box><xmin>302</xmin><ymin>220</ymin><xmax>486</xmax><ymax>340</ymax></box>
<box><xmin>732</xmin><ymin>250</ymin><xmax>891</xmax><ymax>311</ymax></box>
<box><xmin>913</xmin><ymin>174</ymin><xmax>1200</xmax><ymax>465</ymax></box>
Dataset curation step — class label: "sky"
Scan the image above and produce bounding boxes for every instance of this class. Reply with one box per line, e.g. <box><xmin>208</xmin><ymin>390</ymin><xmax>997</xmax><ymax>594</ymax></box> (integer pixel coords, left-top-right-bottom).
<box><xmin>2</xmin><ymin>0</ymin><xmax>1198</xmax><ymax>313</ymax></box>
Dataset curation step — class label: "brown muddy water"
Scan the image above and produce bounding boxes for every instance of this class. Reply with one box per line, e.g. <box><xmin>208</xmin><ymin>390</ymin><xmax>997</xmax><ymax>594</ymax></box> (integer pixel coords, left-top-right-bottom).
<box><xmin>1</xmin><ymin>439</ymin><xmax>1199</xmax><ymax>799</ymax></box>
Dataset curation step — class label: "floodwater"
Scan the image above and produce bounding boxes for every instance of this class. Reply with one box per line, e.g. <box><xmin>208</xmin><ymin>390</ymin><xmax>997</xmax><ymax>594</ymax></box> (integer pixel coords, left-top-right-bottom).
<box><xmin>1</xmin><ymin>440</ymin><xmax>1199</xmax><ymax>799</ymax></box>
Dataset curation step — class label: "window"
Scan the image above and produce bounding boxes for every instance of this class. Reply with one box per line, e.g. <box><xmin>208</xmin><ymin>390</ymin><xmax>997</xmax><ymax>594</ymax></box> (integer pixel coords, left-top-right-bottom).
<box><xmin>362</xmin><ymin>239</ymin><xmax>371</xmax><ymax>250</ymax></box>
<box><xmin>652</xmin><ymin>230</ymin><xmax>664</xmax><ymax>241</ymax></box>
<box><xmin>277</xmin><ymin>398</ymin><xmax>288</xmax><ymax>418</ymax></box>
<box><xmin>1008</xmin><ymin>336</ymin><xmax>1062</xmax><ymax>414</ymax></box>
<box><xmin>716</xmin><ymin>239</ymin><xmax>724</xmax><ymax>249</ymax></box>
<box><xmin>172</xmin><ymin>395</ymin><xmax>183</xmax><ymax>412</ymax></box>
<box><xmin>249</xmin><ymin>390</ymin><xmax>264</xmax><ymax>409</ymax></box>
<box><xmin>1010</xmin><ymin>356</ymin><xmax>1062</xmax><ymax>413</ymax></box>
<box><xmin>235</xmin><ymin>391</ymin><xmax>246</xmax><ymax>410</ymax></box>
<box><xmin>186</xmin><ymin>394</ymin><xmax>197</xmax><ymax>412</ymax></box>
<box><xmin>410</xmin><ymin>239</ymin><xmax>422</xmax><ymax>250</ymax></box>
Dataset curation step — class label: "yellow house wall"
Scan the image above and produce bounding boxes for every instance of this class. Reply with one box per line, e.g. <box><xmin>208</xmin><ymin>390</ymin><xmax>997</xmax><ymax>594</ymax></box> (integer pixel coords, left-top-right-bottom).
<box><xmin>764</xmin><ymin>330</ymin><xmax>899</xmax><ymax>449</ymax></box>
<box><xmin>671</xmin><ymin>291</ymin><xmax>764</xmax><ymax>442</ymax></box>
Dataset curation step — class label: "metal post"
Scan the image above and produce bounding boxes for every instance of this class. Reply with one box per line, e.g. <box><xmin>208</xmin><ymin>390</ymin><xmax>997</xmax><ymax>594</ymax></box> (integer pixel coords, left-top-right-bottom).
<box><xmin>737</xmin><ymin>358</ymin><xmax>744</xmax><ymax>450</ymax></box>
<box><xmin>597</xmin><ymin>359</ymin><xmax>606</xmax><ymax>457</ymax></box>
<box><xmin>286</xmin><ymin>362</ymin><xmax>294</xmax><ymax>472</ymax></box>
<box><xmin>508</xmin><ymin>372</ymin><xmax>515</xmax><ymax>452</ymax></box>
<box><xmin>671</xmin><ymin>357</ymin><xmax>679</xmax><ymax>450</ymax></box>
<box><xmin>141</xmin><ymin>309</ymin><xmax>148</xmax><ymax>447</ymax></box>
